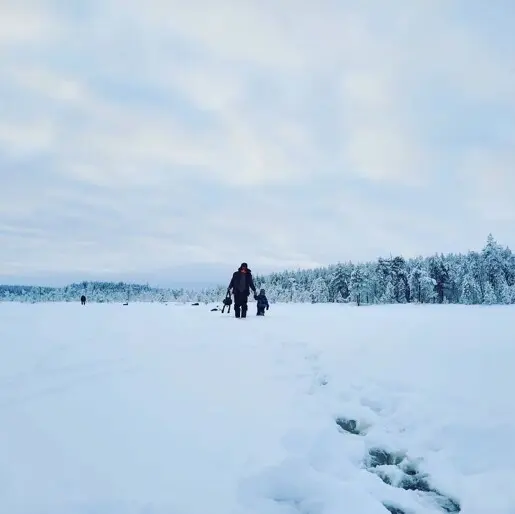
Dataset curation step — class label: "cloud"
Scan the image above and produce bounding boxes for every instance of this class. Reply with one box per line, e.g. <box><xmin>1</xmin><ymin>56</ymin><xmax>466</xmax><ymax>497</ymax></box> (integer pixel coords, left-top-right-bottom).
<box><xmin>0</xmin><ymin>3</ymin><xmax>59</xmax><ymax>46</ymax></box>
<box><xmin>1</xmin><ymin>0</ymin><xmax>514</xmax><ymax>284</ymax></box>
<box><xmin>459</xmin><ymin>143</ymin><xmax>515</xmax><ymax>222</ymax></box>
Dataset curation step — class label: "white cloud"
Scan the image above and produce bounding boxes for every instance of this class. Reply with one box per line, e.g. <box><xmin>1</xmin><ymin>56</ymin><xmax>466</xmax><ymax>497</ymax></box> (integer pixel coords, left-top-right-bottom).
<box><xmin>0</xmin><ymin>120</ymin><xmax>56</xmax><ymax>157</ymax></box>
<box><xmin>0</xmin><ymin>0</ymin><xmax>514</xmax><ymax>281</ymax></box>
<box><xmin>9</xmin><ymin>67</ymin><xmax>89</xmax><ymax>103</ymax></box>
<box><xmin>0</xmin><ymin>3</ymin><xmax>59</xmax><ymax>46</ymax></box>
<box><xmin>117</xmin><ymin>0</ymin><xmax>308</xmax><ymax>70</ymax></box>
<box><xmin>459</xmin><ymin>144</ymin><xmax>515</xmax><ymax>222</ymax></box>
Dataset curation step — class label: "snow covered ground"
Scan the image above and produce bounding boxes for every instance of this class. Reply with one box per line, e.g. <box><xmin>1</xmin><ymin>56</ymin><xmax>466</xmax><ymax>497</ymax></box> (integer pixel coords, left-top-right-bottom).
<box><xmin>1</xmin><ymin>301</ymin><xmax>514</xmax><ymax>514</ymax></box>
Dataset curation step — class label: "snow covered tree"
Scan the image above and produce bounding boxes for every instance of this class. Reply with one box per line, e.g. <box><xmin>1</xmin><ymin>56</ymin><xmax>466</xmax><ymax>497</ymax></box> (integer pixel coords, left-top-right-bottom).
<box><xmin>409</xmin><ymin>266</ymin><xmax>424</xmax><ymax>302</ymax></box>
<box><xmin>500</xmin><ymin>283</ymin><xmax>514</xmax><ymax>304</ymax></box>
<box><xmin>294</xmin><ymin>289</ymin><xmax>312</xmax><ymax>302</ymax></box>
<box><xmin>428</xmin><ymin>256</ymin><xmax>449</xmax><ymax>303</ymax></box>
<box><xmin>461</xmin><ymin>274</ymin><xmax>482</xmax><ymax>304</ymax></box>
<box><xmin>482</xmin><ymin>234</ymin><xmax>504</xmax><ymax>278</ymax></box>
<box><xmin>330</xmin><ymin>263</ymin><xmax>351</xmax><ymax>301</ymax></box>
<box><xmin>349</xmin><ymin>264</ymin><xmax>368</xmax><ymax>306</ymax></box>
<box><xmin>376</xmin><ymin>257</ymin><xmax>393</xmax><ymax>301</ymax></box>
<box><xmin>288</xmin><ymin>277</ymin><xmax>298</xmax><ymax>302</ymax></box>
<box><xmin>420</xmin><ymin>272</ymin><xmax>437</xmax><ymax>303</ymax></box>
<box><xmin>391</xmin><ymin>256</ymin><xmax>409</xmax><ymax>302</ymax></box>
<box><xmin>310</xmin><ymin>277</ymin><xmax>330</xmax><ymax>303</ymax></box>
<box><xmin>380</xmin><ymin>279</ymin><xmax>396</xmax><ymax>303</ymax></box>
<box><xmin>482</xmin><ymin>282</ymin><xmax>497</xmax><ymax>304</ymax></box>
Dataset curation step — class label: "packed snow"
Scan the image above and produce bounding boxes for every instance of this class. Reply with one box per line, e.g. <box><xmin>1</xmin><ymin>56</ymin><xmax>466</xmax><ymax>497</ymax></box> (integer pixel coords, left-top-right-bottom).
<box><xmin>1</xmin><ymin>301</ymin><xmax>514</xmax><ymax>513</ymax></box>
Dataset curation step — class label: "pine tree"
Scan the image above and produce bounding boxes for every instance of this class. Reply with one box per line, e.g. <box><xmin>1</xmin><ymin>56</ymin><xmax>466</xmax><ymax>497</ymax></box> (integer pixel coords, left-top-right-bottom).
<box><xmin>480</xmin><ymin>233</ymin><xmax>511</xmax><ymax>300</ymax></box>
<box><xmin>380</xmin><ymin>279</ymin><xmax>396</xmax><ymax>303</ymax></box>
<box><xmin>330</xmin><ymin>263</ymin><xmax>350</xmax><ymax>301</ymax></box>
<box><xmin>391</xmin><ymin>256</ymin><xmax>409</xmax><ymax>302</ymax></box>
<box><xmin>420</xmin><ymin>270</ymin><xmax>437</xmax><ymax>303</ymax></box>
<box><xmin>461</xmin><ymin>274</ymin><xmax>481</xmax><ymax>304</ymax></box>
<box><xmin>500</xmin><ymin>283</ymin><xmax>514</xmax><ymax>304</ymax></box>
<box><xmin>288</xmin><ymin>277</ymin><xmax>298</xmax><ymax>302</ymax></box>
<box><xmin>349</xmin><ymin>265</ymin><xmax>367</xmax><ymax>306</ymax></box>
<box><xmin>409</xmin><ymin>266</ymin><xmax>423</xmax><ymax>302</ymax></box>
<box><xmin>483</xmin><ymin>282</ymin><xmax>497</xmax><ymax>304</ymax></box>
<box><xmin>428</xmin><ymin>255</ymin><xmax>449</xmax><ymax>303</ymax></box>
<box><xmin>310</xmin><ymin>277</ymin><xmax>330</xmax><ymax>303</ymax></box>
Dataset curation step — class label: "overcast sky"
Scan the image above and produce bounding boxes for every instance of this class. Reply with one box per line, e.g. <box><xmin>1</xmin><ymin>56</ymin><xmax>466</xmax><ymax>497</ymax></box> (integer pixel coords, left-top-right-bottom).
<box><xmin>1</xmin><ymin>1</ymin><xmax>514</xmax><ymax>287</ymax></box>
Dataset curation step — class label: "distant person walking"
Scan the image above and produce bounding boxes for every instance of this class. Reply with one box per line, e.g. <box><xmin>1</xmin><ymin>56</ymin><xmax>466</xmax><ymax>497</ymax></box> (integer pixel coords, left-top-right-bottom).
<box><xmin>227</xmin><ymin>262</ymin><xmax>256</xmax><ymax>318</ymax></box>
<box><xmin>81</xmin><ymin>295</ymin><xmax>86</xmax><ymax>305</ymax></box>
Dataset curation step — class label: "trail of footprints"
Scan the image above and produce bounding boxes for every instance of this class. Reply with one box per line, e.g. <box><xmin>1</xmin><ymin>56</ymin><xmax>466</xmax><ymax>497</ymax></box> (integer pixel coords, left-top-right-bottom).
<box><xmin>303</xmin><ymin>352</ymin><xmax>460</xmax><ymax>513</ymax></box>
<box><xmin>261</xmin><ymin>348</ymin><xmax>461</xmax><ymax>513</ymax></box>
<box><xmin>304</xmin><ymin>351</ymin><xmax>460</xmax><ymax>513</ymax></box>
<box><xmin>335</xmin><ymin>417</ymin><xmax>461</xmax><ymax>513</ymax></box>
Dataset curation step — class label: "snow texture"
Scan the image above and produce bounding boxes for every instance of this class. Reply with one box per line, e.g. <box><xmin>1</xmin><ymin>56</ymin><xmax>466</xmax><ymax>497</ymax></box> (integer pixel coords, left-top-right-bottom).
<box><xmin>1</xmin><ymin>302</ymin><xmax>514</xmax><ymax>513</ymax></box>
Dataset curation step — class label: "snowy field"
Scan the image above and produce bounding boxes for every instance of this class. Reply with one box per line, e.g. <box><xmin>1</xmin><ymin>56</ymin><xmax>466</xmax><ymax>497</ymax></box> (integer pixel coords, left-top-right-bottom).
<box><xmin>1</xmin><ymin>302</ymin><xmax>514</xmax><ymax>514</ymax></box>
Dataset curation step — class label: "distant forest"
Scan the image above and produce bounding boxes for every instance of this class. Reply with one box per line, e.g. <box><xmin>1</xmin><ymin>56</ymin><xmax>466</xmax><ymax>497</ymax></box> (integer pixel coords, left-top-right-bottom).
<box><xmin>1</xmin><ymin>234</ymin><xmax>514</xmax><ymax>305</ymax></box>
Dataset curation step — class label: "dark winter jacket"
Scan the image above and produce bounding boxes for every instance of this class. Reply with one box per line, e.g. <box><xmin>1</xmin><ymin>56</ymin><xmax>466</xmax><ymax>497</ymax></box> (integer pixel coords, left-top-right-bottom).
<box><xmin>254</xmin><ymin>291</ymin><xmax>269</xmax><ymax>309</ymax></box>
<box><xmin>228</xmin><ymin>267</ymin><xmax>256</xmax><ymax>296</ymax></box>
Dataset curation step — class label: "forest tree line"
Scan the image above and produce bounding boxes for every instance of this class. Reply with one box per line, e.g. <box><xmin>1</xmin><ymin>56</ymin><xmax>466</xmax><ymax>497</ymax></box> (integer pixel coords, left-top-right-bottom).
<box><xmin>1</xmin><ymin>234</ymin><xmax>514</xmax><ymax>305</ymax></box>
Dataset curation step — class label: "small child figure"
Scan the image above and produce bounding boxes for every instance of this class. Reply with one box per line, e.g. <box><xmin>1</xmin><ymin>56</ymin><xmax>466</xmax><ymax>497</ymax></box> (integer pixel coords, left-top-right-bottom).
<box><xmin>254</xmin><ymin>288</ymin><xmax>269</xmax><ymax>316</ymax></box>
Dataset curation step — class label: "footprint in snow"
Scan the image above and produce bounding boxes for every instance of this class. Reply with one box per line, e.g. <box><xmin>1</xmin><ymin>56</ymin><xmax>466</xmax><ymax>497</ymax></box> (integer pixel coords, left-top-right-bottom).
<box><xmin>333</xmin><ymin>416</ymin><xmax>461</xmax><ymax>513</ymax></box>
<box><xmin>365</xmin><ymin>447</ymin><xmax>461</xmax><ymax>513</ymax></box>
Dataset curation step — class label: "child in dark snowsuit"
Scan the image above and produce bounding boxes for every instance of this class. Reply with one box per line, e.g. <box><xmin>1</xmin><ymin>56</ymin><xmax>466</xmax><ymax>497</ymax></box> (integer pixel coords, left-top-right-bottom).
<box><xmin>254</xmin><ymin>289</ymin><xmax>269</xmax><ymax>316</ymax></box>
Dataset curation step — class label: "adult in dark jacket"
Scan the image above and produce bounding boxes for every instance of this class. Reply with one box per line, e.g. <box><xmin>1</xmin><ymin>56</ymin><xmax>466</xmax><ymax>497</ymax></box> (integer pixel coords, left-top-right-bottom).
<box><xmin>227</xmin><ymin>262</ymin><xmax>256</xmax><ymax>318</ymax></box>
